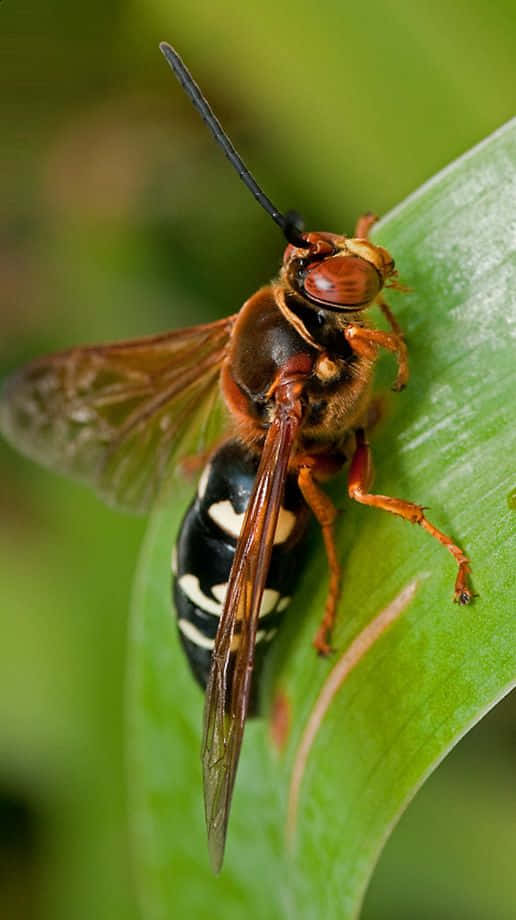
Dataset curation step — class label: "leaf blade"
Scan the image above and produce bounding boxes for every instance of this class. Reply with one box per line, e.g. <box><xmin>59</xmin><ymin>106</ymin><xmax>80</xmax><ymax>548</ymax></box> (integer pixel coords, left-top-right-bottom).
<box><xmin>128</xmin><ymin>119</ymin><xmax>516</xmax><ymax>920</ymax></box>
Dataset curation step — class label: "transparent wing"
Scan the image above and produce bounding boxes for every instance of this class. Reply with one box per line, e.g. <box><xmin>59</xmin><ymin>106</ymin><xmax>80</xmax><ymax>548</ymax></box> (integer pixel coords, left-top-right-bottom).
<box><xmin>0</xmin><ymin>316</ymin><xmax>235</xmax><ymax>511</ymax></box>
<box><xmin>202</xmin><ymin>390</ymin><xmax>303</xmax><ymax>872</ymax></box>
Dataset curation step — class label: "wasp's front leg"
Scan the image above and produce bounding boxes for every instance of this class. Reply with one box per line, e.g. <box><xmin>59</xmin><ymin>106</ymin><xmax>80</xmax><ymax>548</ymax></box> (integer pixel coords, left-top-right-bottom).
<box><xmin>344</xmin><ymin>323</ymin><xmax>409</xmax><ymax>391</ymax></box>
<box><xmin>354</xmin><ymin>211</ymin><xmax>379</xmax><ymax>239</ymax></box>
<box><xmin>376</xmin><ymin>294</ymin><xmax>404</xmax><ymax>337</ymax></box>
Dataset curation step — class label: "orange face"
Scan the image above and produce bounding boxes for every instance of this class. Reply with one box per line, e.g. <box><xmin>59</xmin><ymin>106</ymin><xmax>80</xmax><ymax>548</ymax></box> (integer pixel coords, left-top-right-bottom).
<box><xmin>282</xmin><ymin>231</ymin><xmax>396</xmax><ymax>311</ymax></box>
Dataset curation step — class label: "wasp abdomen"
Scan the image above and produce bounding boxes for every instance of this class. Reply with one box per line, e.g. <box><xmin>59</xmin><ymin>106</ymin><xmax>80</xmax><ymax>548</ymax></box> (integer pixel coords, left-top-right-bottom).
<box><xmin>172</xmin><ymin>440</ymin><xmax>308</xmax><ymax>709</ymax></box>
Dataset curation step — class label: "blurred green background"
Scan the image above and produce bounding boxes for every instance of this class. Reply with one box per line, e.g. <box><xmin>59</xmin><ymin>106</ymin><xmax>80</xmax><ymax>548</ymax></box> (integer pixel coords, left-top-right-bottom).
<box><xmin>0</xmin><ymin>2</ymin><xmax>514</xmax><ymax>918</ymax></box>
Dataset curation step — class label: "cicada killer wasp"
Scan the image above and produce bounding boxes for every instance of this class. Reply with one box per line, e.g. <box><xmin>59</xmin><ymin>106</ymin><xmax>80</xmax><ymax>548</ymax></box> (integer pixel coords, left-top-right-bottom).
<box><xmin>0</xmin><ymin>42</ymin><xmax>474</xmax><ymax>872</ymax></box>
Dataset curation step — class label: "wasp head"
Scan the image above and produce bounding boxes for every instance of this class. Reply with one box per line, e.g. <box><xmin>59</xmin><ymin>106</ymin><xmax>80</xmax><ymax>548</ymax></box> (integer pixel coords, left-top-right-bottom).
<box><xmin>282</xmin><ymin>231</ymin><xmax>396</xmax><ymax>313</ymax></box>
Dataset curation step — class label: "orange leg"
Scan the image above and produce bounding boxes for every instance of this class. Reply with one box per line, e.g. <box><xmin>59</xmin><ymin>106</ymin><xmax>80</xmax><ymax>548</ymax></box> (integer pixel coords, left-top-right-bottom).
<box><xmin>348</xmin><ymin>430</ymin><xmax>474</xmax><ymax>604</ymax></box>
<box><xmin>298</xmin><ymin>466</ymin><xmax>341</xmax><ymax>655</ymax></box>
<box><xmin>377</xmin><ymin>294</ymin><xmax>404</xmax><ymax>337</ymax></box>
<box><xmin>344</xmin><ymin>323</ymin><xmax>409</xmax><ymax>391</ymax></box>
<box><xmin>354</xmin><ymin>212</ymin><xmax>378</xmax><ymax>239</ymax></box>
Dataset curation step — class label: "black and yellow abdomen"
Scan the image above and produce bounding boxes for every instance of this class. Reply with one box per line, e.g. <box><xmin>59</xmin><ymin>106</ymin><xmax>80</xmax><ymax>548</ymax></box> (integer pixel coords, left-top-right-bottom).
<box><xmin>172</xmin><ymin>440</ymin><xmax>308</xmax><ymax>709</ymax></box>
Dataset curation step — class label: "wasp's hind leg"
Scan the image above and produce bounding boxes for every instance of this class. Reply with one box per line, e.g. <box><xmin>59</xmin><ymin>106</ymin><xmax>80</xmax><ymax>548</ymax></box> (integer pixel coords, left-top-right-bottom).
<box><xmin>297</xmin><ymin>465</ymin><xmax>342</xmax><ymax>656</ymax></box>
<box><xmin>348</xmin><ymin>429</ymin><xmax>474</xmax><ymax>604</ymax></box>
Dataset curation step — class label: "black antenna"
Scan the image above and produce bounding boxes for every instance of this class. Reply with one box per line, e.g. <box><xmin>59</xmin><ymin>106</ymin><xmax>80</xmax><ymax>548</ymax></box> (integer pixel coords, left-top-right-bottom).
<box><xmin>159</xmin><ymin>42</ymin><xmax>309</xmax><ymax>249</ymax></box>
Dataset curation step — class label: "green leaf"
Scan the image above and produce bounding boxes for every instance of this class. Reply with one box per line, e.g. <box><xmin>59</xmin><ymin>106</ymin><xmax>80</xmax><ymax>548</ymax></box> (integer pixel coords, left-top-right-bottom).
<box><xmin>128</xmin><ymin>120</ymin><xmax>516</xmax><ymax>920</ymax></box>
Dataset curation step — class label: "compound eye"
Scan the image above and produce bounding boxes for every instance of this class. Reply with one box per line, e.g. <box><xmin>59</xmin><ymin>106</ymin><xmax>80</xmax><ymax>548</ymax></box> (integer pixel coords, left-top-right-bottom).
<box><xmin>303</xmin><ymin>255</ymin><xmax>381</xmax><ymax>308</ymax></box>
